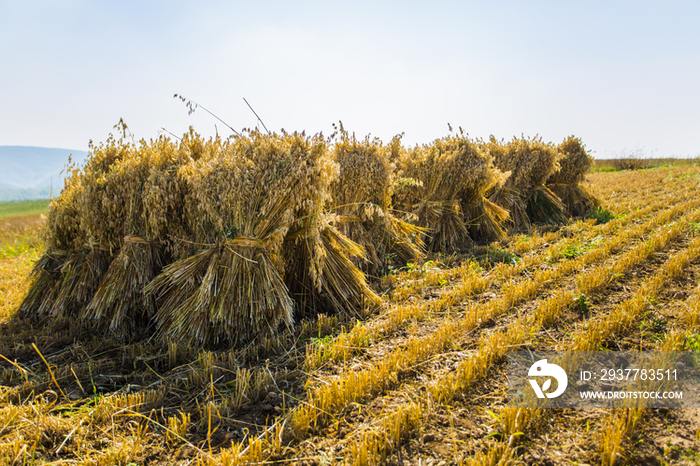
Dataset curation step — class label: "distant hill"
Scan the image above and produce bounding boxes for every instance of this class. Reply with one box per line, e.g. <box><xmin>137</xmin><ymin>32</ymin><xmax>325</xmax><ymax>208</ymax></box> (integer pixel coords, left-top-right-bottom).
<box><xmin>0</xmin><ymin>146</ymin><xmax>89</xmax><ymax>201</ymax></box>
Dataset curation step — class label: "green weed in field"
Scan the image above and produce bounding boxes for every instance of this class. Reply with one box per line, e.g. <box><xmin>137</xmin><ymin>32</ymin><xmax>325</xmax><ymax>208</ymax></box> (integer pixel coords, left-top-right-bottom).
<box><xmin>587</xmin><ymin>206</ymin><xmax>615</xmax><ymax>224</ymax></box>
<box><xmin>0</xmin><ymin>238</ymin><xmax>42</xmax><ymax>259</ymax></box>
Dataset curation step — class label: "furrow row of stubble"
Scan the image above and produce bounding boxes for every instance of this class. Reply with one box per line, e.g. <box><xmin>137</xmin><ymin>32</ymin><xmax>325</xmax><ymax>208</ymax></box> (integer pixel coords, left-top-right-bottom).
<box><xmin>389</xmin><ymin>170</ymin><xmax>698</xmax><ymax>304</ymax></box>
<box><xmin>305</xmin><ymin>180</ymin><xmax>700</xmax><ymax>373</ymax></box>
<box><xmin>287</xmin><ymin>197</ymin><xmax>700</xmax><ymax>460</ymax></box>
<box><xmin>456</xmin><ymin>220</ymin><xmax>700</xmax><ymax>466</ymax></box>
<box><xmin>340</xmin><ymin>205</ymin><xmax>700</xmax><ymax>466</ymax></box>
<box><xmin>203</xmin><ymin>172</ymin><xmax>700</xmax><ymax>465</ymax></box>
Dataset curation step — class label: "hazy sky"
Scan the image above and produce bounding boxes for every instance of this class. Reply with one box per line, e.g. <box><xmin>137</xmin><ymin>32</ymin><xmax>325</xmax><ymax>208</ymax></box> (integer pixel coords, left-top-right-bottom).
<box><xmin>1</xmin><ymin>1</ymin><xmax>698</xmax><ymax>158</ymax></box>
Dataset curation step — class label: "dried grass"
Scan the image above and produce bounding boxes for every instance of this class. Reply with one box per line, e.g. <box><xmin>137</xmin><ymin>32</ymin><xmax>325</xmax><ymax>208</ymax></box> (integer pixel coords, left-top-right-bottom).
<box><xmin>18</xmin><ymin>126</ymin><xmax>596</xmax><ymax>346</ymax></box>
<box><xmin>485</xmin><ymin>135</ymin><xmax>566</xmax><ymax>230</ymax></box>
<box><xmin>328</xmin><ymin>125</ymin><xmax>424</xmax><ymax>274</ymax></box>
<box><xmin>547</xmin><ymin>135</ymin><xmax>599</xmax><ymax>216</ymax></box>
<box><xmin>22</xmin><ymin>128</ymin><xmax>381</xmax><ymax>346</ymax></box>
<box><xmin>395</xmin><ymin>131</ymin><xmax>507</xmax><ymax>248</ymax></box>
<box><xmin>149</xmin><ymin>129</ymin><xmax>373</xmax><ymax>344</ymax></box>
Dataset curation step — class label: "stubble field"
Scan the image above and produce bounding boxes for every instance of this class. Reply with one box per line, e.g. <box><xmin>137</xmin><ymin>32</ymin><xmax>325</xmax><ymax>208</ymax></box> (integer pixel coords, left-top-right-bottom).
<box><xmin>1</xmin><ymin>165</ymin><xmax>700</xmax><ymax>465</ymax></box>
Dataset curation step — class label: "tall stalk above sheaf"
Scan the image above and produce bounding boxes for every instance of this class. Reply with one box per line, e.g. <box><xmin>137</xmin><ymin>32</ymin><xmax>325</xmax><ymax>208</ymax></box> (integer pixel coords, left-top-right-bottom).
<box><xmin>485</xmin><ymin>135</ymin><xmax>566</xmax><ymax>230</ymax></box>
<box><xmin>546</xmin><ymin>135</ymin><xmax>600</xmax><ymax>217</ymax></box>
<box><xmin>327</xmin><ymin>123</ymin><xmax>425</xmax><ymax>275</ymax></box>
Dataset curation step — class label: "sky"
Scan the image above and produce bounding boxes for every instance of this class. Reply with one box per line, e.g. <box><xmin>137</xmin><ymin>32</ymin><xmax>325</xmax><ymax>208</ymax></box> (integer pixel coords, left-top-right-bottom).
<box><xmin>1</xmin><ymin>1</ymin><xmax>699</xmax><ymax>158</ymax></box>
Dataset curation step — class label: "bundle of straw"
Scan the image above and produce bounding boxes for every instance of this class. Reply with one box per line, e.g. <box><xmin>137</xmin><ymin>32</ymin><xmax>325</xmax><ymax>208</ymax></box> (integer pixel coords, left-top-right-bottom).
<box><xmin>146</xmin><ymin>130</ymin><xmax>380</xmax><ymax>344</ymax></box>
<box><xmin>546</xmin><ymin>136</ymin><xmax>599</xmax><ymax>217</ymax></box>
<box><xmin>486</xmin><ymin>136</ymin><xmax>566</xmax><ymax>230</ymax></box>
<box><xmin>20</xmin><ymin>172</ymin><xmax>85</xmax><ymax>318</ymax></box>
<box><xmin>395</xmin><ymin>132</ymin><xmax>508</xmax><ymax>249</ymax></box>
<box><xmin>22</xmin><ymin>128</ymin><xmax>382</xmax><ymax>346</ymax></box>
<box><xmin>22</xmin><ymin>134</ymin><xmax>195</xmax><ymax>336</ymax></box>
<box><xmin>146</xmin><ymin>132</ymin><xmax>314</xmax><ymax>344</ymax></box>
<box><xmin>328</xmin><ymin>125</ymin><xmax>424</xmax><ymax>275</ymax></box>
<box><xmin>20</xmin><ymin>138</ymin><xmax>122</xmax><ymax>322</ymax></box>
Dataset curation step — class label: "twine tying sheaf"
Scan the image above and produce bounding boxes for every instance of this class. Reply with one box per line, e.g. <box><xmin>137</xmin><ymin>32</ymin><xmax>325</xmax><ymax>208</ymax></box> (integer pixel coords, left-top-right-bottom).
<box><xmin>123</xmin><ymin>234</ymin><xmax>152</xmax><ymax>245</ymax></box>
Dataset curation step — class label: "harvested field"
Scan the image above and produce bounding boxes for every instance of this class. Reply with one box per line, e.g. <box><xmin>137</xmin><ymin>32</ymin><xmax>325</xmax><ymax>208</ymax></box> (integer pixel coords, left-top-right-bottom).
<box><xmin>1</xmin><ymin>148</ymin><xmax>699</xmax><ymax>464</ymax></box>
